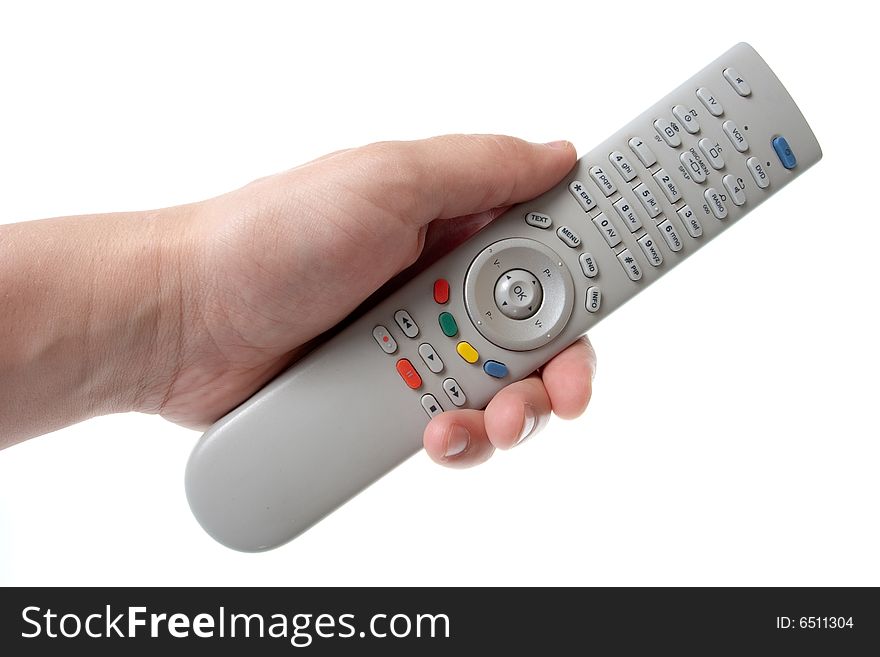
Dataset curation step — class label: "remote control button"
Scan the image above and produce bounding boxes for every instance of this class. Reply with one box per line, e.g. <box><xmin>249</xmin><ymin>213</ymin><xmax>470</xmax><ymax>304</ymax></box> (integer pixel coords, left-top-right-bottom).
<box><xmin>579</xmin><ymin>252</ymin><xmax>598</xmax><ymax>278</ymax></box>
<box><xmin>617</xmin><ymin>249</ymin><xmax>643</xmax><ymax>281</ymax></box>
<box><xmin>589</xmin><ymin>165</ymin><xmax>617</xmax><ymax>197</ymax></box>
<box><xmin>633</xmin><ymin>183</ymin><xmax>661</xmax><ymax>219</ymax></box>
<box><xmin>722</xmin><ymin>174</ymin><xmax>746</xmax><ymax>206</ymax></box>
<box><xmin>609</xmin><ymin>151</ymin><xmax>637</xmax><ymax>182</ymax></box>
<box><xmin>591</xmin><ymin>212</ymin><xmax>621</xmax><ymax>248</ymax></box>
<box><xmin>394</xmin><ymin>310</ymin><xmax>419</xmax><ymax>338</ymax></box>
<box><xmin>696</xmin><ymin>87</ymin><xmax>723</xmax><ymax>116</ymax></box>
<box><xmin>772</xmin><ymin>136</ymin><xmax>797</xmax><ymax>169</ymax></box>
<box><xmin>677</xmin><ymin>204</ymin><xmax>703</xmax><ymax>237</ymax></box>
<box><xmin>420</xmin><ymin>394</ymin><xmax>443</xmax><ymax>418</ymax></box>
<box><xmin>372</xmin><ymin>325</ymin><xmax>398</xmax><ymax>354</ymax></box>
<box><xmin>483</xmin><ymin>360</ymin><xmax>509</xmax><ymax>379</ymax></box>
<box><xmin>396</xmin><ymin>359</ymin><xmax>422</xmax><ymax>389</ymax></box>
<box><xmin>464</xmin><ymin>238</ymin><xmax>575</xmax><ymax>352</ymax></box>
<box><xmin>418</xmin><ymin>342</ymin><xmax>444</xmax><ymax>373</ymax></box>
<box><xmin>637</xmin><ymin>234</ymin><xmax>663</xmax><ymax>267</ymax></box>
<box><xmin>525</xmin><ymin>211</ymin><xmax>552</xmax><ymax>229</ymax></box>
<box><xmin>722</xmin><ymin>120</ymin><xmax>748</xmax><ymax>153</ymax></box>
<box><xmin>657</xmin><ymin>219</ymin><xmax>683</xmax><ymax>252</ymax></box>
<box><xmin>746</xmin><ymin>157</ymin><xmax>770</xmax><ymax>189</ymax></box>
<box><xmin>585</xmin><ymin>286</ymin><xmax>601</xmax><ymax>313</ymax></box>
<box><xmin>569</xmin><ymin>180</ymin><xmax>598</xmax><ymax>211</ymax></box>
<box><xmin>556</xmin><ymin>225</ymin><xmax>581</xmax><ymax>248</ymax></box>
<box><xmin>438</xmin><ymin>312</ymin><xmax>458</xmax><ymax>337</ymax></box>
<box><xmin>442</xmin><ymin>378</ymin><xmax>467</xmax><ymax>406</ymax></box>
<box><xmin>723</xmin><ymin>67</ymin><xmax>751</xmax><ymax>96</ymax></box>
<box><xmin>679</xmin><ymin>151</ymin><xmax>707</xmax><ymax>183</ymax></box>
<box><xmin>653</xmin><ymin>118</ymin><xmax>682</xmax><ymax>148</ymax></box>
<box><xmin>433</xmin><ymin>278</ymin><xmax>450</xmax><ymax>304</ymax></box>
<box><xmin>456</xmin><ymin>341</ymin><xmax>479</xmax><ymax>364</ymax></box>
<box><xmin>698</xmin><ymin>138</ymin><xmax>725</xmax><ymax>169</ymax></box>
<box><xmin>704</xmin><ymin>188</ymin><xmax>728</xmax><ymax>219</ymax></box>
<box><xmin>613</xmin><ymin>198</ymin><xmax>643</xmax><ymax>233</ymax></box>
<box><xmin>653</xmin><ymin>168</ymin><xmax>682</xmax><ymax>203</ymax></box>
<box><xmin>628</xmin><ymin>137</ymin><xmax>657</xmax><ymax>168</ymax></box>
<box><xmin>494</xmin><ymin>269</ymin><xmax>543</xmax><ymax>320</ymax></box>
<box><xmin>672</xmin><ymin>105</ymin><xmax>700</xmax><ymax>134</ymax></box>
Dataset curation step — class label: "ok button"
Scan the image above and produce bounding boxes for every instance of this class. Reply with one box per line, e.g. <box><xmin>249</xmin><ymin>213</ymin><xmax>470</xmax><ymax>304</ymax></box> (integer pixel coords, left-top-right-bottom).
<box><xmin>493</xmin><ymin>269</ymin><xmax>543</xmax><ymax>320</ymax></box>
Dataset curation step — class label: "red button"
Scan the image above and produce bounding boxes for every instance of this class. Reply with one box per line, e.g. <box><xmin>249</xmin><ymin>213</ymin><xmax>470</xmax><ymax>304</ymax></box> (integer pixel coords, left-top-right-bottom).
<box><xmin>396</xmin><ymin>359</ymin><xmax>422</xmax><ymax>389</ymax></box>
<box><xmin>433</xmin><ymin>278</ymin><xmax>450</xmax><ymax>304</ymax></box>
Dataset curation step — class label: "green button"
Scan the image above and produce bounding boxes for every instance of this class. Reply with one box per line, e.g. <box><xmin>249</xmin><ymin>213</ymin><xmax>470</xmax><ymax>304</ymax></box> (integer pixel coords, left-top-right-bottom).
<box><xmin>438</xmin><ymin>312</ymin><xmax>458</xmax><ymax>337</ymax></box>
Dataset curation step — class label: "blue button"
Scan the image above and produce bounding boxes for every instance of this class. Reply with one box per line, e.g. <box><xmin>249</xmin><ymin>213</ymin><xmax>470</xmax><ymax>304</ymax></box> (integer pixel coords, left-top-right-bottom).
<box><xmin>772</xmin><ymin>136</ymin><xmax>797</xmax><ymax>169</ymax></box>
<box><xmin>483</xmin><ymin>360</ymin><xmax>508</xmax><ymax>378</ymax></box>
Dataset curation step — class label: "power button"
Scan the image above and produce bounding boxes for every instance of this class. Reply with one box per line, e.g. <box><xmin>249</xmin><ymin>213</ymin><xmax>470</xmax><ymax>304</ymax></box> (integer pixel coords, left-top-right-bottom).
<box><xmin>772</xmin><ymin>136</ymin><xmax>797</xmax><ymax>169</ymax></box>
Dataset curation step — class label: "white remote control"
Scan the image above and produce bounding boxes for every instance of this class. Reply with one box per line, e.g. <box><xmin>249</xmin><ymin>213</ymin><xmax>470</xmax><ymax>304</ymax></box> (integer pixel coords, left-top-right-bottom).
<box><xmin>186</xmin><ymin>43</ymin><xmax>821</xmax><ymax>551</ymax></box>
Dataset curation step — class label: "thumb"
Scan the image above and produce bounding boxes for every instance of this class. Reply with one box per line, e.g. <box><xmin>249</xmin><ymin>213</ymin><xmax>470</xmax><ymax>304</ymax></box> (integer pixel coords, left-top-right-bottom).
<box><xmin>353</xmin><ymin>134</ymin><xmax>577</xmax><ymax>224</ymax></box>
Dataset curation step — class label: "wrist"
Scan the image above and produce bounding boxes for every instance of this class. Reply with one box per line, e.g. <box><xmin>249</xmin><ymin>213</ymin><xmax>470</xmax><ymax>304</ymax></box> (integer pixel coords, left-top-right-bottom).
<box><xmin>90</xmin><ymin>204</ymin><xmax>197</xmax><ymax>417</ymax></box>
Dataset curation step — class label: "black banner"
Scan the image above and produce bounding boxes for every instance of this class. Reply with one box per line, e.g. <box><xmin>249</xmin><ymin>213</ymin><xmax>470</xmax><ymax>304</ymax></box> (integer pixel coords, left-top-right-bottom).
<box><xmin>1</xmin><ymin>587</ymin><xmax>876</xmax><ymax>654</ymax></box>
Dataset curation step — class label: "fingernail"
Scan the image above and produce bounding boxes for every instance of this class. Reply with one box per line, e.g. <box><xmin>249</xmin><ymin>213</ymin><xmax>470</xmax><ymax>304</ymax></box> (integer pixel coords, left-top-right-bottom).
<box><xmin>514</xmin><ymin>403</ymin><xmax>538</xmax><ymax>446</ymax></box>
<box><xmin>543</xmin><ymin>140</ymin><xmax>571</xmax><ymax>149</ymax></box>
<box><xmin>444</xmin><ymin>425</ymin><xmax>470</xmax><ymax>458</ymax></box>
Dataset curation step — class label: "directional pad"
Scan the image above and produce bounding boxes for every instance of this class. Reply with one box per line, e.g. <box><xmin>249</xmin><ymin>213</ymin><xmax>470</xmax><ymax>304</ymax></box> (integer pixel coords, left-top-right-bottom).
<box><xmin>463</xmin><ymin>237</ymin><xmax>575</xmax><ymax>352</ymax></box>
<box><xmin>493</xmin><ymin>269</ymin><xmax>543</xmax><ymax>320</ymax></box>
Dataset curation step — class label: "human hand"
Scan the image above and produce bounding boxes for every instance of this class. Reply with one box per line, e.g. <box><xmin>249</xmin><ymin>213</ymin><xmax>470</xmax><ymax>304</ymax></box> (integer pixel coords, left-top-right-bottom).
<box><xmin>0</xmin><ymin>135</ymin><xmax>596</xmax><ymax>464</ymax></box>
<box><xmin>150</xmin><ymin>135</ymin><xmax>596</xmax><ymax>467</ymax></box>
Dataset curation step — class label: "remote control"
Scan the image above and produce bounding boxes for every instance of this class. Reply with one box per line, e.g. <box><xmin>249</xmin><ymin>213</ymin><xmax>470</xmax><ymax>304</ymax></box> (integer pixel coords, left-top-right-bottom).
<box><xmin>186</xmin><ymin>42</ymin><xmax>821</xmax><ymax>551</ymax></box>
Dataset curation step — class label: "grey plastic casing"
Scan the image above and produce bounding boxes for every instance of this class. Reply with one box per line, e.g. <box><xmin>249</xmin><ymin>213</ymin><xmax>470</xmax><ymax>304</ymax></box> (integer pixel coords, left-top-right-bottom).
<box><xmin>186</xmin><ymin>43</ymin><xmax>822</xmax><ymax>551</ymax></box>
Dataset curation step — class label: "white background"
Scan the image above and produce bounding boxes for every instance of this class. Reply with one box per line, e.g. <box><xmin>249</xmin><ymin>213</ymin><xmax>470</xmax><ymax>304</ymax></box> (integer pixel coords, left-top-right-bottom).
<box><xmin>1</xmin><ymin>1</ymin><xmax>877</xmax><ymax>586</ymax></box>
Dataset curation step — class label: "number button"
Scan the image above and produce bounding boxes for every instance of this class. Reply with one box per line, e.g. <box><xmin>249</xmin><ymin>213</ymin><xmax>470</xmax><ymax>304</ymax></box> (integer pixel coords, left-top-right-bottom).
<box><xmin>696</xmin><ymin>87</ymin><xmax>724</xmax><ymax>116</ymax></box>
<box><xmin>679</xmin><ymin>151</ymin><xmax>706</xmax><ymax>183</ymax></box>
<box><xmin>676</xmin><ymin>205</ymin><xmax>703</xmax><ymax>238</ymax></box>
<box><xmin>633</xmin><ymin>183</ymin><xmax>661</xmax><ymax>219</ymax></box>
<box><xmin>657</xmin><ymin>219</ymin><xmax>683</xmax><ymax>252</ymax></box>
<box><xmin>628</xmin><ymin>137</ymin><xmax>657</xmax><ymax>167</ymax></box>
<box><xmin>653</xmin><ymin>118</ymin><xmax>682</xmax><ymax>147</ymax></box>
<box><xmin>747</xmin><ymin>157</ymin><xmax>770</xmax><ymax>189</ymax></box>
<box><xmin>589</xmin><ymin>165</ymin><xmax>617</xmax><ymax>197</ymax></box>
<box><xmin>569</xmin><ymin>180</ymin><xmax>598</xmax><ymax>211</ymax></box>
<box><xmin>652</xmin><ymin>168</ymin><xmax>682</xmax><ymax>203</ymax></box>
<box><xmin>637</xmin><ymin>234</ymin><xmax>663</xmax><ymax>267</ymax></box>
<box><xmin>723</xmin><ymin>67</ymin><xmax>751</xmax><ymax>96</ymax></box>
<box><xmin>722</xmin><ymin>120</ymin><xmax>749</xmax><ymax>153</ymax></box>
<box><xmin>698</xmin><ymin>138</ymin><xmax>725</xmax><ymax>170</ymax></box>
<box><xmin>672</xmin><ymin>105</ymin><xmax>700</xmax><ymax>134</ymax></box>
<box><xmin>591</xmin><ymin>212</ymin><xmax>621</xmax><ymax>248</ymax></box>
<box><xmin>613</xmin><ymin>197</ymin><xmax>643</xmax><ymax>233</ymax></box>
<box><xmin>617</xmin><ymin>249</ymin><xmax>643</xmax><ymax>281</ymax></box>
<box><xmin>609</xmin><ymin>151</ymin><xmax>637</xmax><ymax>182</ymax></box>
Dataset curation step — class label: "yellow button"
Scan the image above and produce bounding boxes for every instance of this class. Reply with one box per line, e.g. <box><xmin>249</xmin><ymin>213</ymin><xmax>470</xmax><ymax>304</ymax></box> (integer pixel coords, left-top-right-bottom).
<box><xmin>456</xmin><ymin>341</ymin><xmax>479</xmax><ymax>364</ymax></box>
